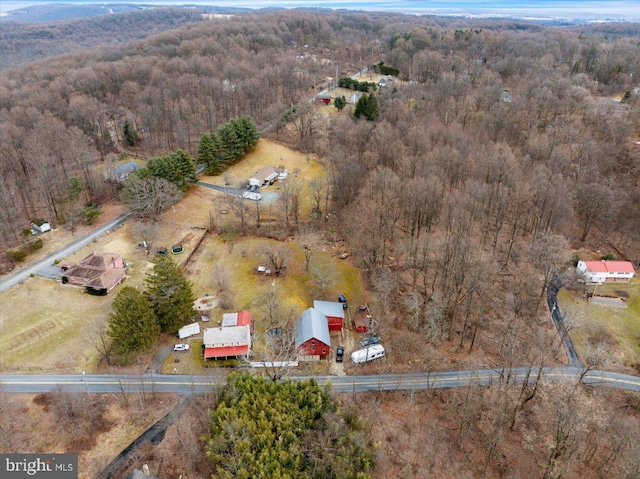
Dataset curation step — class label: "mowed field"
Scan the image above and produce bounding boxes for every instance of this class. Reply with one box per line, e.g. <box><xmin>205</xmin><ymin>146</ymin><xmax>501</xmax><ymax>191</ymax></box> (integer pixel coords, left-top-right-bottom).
<box><xmin>558</xmin><ymin>278</ymin><xmax>640</xmax><ymax>370</ymax></box>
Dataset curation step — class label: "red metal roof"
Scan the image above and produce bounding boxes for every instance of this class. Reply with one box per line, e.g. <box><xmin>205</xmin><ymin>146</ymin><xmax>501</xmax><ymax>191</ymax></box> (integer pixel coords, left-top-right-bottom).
<box><xmin>583</xmin><ymin>261</ymin><xmax>608</xmax><ymax>272</ymax></box>
<box><xmin>237</xmin><ymin>310</ymin><xmax>252</xmax><ymax>326</ymax></box>
<box><xmin>204</xmin><ymin>345</ymin><xmax>249</xmax><ymax>359</ymax></box>
<box><xmin>583</xmin><ymin>260</ymin><xmax>635</xmax><ymax>274</ymax></box>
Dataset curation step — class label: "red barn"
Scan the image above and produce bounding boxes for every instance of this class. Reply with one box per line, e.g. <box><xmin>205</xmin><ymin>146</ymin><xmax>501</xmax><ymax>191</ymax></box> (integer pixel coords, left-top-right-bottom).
<box><xmin>313</xmin><ymin>300</ymin><xmax>344</xmax><ymax>331</ymax></box>
<box><xmin>295</xmin><ymin>308</ymin><xmax>331</xmax><ymax>359</ymax></box>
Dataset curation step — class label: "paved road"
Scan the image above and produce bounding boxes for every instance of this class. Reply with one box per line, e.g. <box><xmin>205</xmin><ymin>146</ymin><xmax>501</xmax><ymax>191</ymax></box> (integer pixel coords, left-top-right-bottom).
<box><xmin>2</xmin><ymin>367</ymin><xmax>639</xmax><ymax>395</ymax></box>
<box><xmin>0</xmin><ymin>214</ymin><xmax>130</xmax><ymax>293</ymax></box>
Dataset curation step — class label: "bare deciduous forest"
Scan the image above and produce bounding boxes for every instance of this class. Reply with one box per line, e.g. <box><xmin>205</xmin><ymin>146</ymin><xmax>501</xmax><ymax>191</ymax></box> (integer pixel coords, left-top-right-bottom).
<box><xmin>1</xmin><ymin>9</ymin><xmax>640</xmax><ymax>478</ymax></box>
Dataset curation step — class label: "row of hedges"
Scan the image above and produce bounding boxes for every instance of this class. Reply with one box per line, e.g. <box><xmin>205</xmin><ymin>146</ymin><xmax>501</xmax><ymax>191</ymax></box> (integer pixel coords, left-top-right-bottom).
<box><xmin>338</xmin><ymin>77</ymin><xmax>378</xmax><ymax>92</ymax></box>
<box><xmin>8</xmin><ymin>238</ymin><xmax>43</xmax><ymax>263</ymax></box>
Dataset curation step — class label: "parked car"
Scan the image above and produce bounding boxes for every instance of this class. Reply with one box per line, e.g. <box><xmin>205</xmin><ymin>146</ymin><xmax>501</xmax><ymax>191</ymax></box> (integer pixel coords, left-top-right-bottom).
<box><xmin>336</xmin><ymin>346</ymin><xmax>344</xmax><ymax>363</ymax></box>
<box><xmin>338</xmin><ymin>294</ymin><xmax>348</xmax><ymax>310</ymax></box>
<box><xmin>173</xmin><ymin>344</ymin><xmax>189</xmax><ymax>352</ymax></box>
<box><xmin>360</xmin><ymin>336</ymin><xmax>379</xmax><ymax>347</ymax></box>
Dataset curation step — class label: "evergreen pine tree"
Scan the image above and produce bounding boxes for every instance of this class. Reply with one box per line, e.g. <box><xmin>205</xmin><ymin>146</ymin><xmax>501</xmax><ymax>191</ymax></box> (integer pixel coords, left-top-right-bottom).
<box><xmin>197</xmin><ymin>134</ymin><xmax>216</xmax><ymax>168</ymax></box>
<box><xmin>364</xmin><ymin>93</ymin><xmax>379</xmax><ymax>121</ymax></box>
<box><xmin>239</xmin><ymin>116</ymin><xmax>260</xmax><ymax>150</ymax></box>
<box><xmin>145</xmin><ymin>255</ymin><xmax>195</xmax><ymax>333</ymax></box>
<box><xmin>148</xmin><ymin>154</ymin><xmax>189</xmax><ymax>187</ymax></box>
<box><xmin>123</xmin><ymin>120</ymin><xmax>139</xmax><ymax>146</ymax></box>
<box><xmin>354</xmin><ymin>94</ymin><xmax>379</xmax><ymax>121</ymax></box>
<box><xmin>217</xmin><ymin>123</ymin><xmax>239</xmax><ymax>165</ymax></box>
<box><xmin>354</xmin><ymin>93</ymin><xmax>368</xmax><ymax>119</ymax></box>
<box><xmin>169</xmin><ymin>150</ymin><xmax>196</xmax><ymax>184</ymax></box>
<box><xmin>107</xmin><ymin>286</ymin><xmax>159</xmax><ymax>363</ymax></box>
<box><xmin>209</xmin><ymin>133</ymin><xmax>224</xmax><ymax>173</ymax></box>
<box><xmin>334</xmin><ymin>95</ymin><xmax>347</xmax><ymax>111</ymax></box>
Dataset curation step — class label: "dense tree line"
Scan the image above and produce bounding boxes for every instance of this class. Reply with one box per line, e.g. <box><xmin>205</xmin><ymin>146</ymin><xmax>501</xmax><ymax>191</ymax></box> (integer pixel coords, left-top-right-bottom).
<box><xmin>338</xmin><ymin>77</ymin><xmax>378</xmax><ymax>92</ymax></box>
<box><xmin>205</xmin><ymin>373</ymin><xmax>375</xmax><ymax>478</ymax></box>
<box><xmin>145</xmin><ymin>150</ymin><xmax>196</xmax><ymax>188</ymax></box>
<box><xmin>197</xmin><ymin>116</ymin><xmax>260</xmax><ymax>174</ymax></box>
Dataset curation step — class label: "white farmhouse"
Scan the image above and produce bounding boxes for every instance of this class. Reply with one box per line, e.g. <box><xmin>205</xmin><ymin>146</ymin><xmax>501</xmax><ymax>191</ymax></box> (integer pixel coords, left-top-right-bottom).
<box><xmin>576</xmin><ymin>260</ymin><xmax>635</xmax><ymax>284</ymax></box>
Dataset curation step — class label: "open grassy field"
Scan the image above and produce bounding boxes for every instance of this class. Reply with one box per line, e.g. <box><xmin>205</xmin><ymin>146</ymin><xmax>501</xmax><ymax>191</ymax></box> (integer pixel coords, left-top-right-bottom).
<box><xmin>558</xmin><ymin>278</ymin><xmax>640</xmax><ymax>370</ymax></box>
<box><xmin>200</xmin><ymin>138</ymin><xmax>326</xmax><ymax>189</ymax></box>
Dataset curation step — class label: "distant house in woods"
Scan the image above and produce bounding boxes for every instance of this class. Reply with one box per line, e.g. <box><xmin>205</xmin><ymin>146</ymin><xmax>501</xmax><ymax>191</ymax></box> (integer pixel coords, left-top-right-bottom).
<box><xmin>577</xmin><ymin>260</ymin><xmax>635</xmax><ymax>284</ymax></box>
<box><xmin>249</xmin><ymin>166</ymin><xmax>288</xmax><ymax>186</ymax></box>
<box><xmin>348</xmin><ymin>92</ymin><xmax>363</xmax><ymax>104</ymax></box>
<box><xmin>203</xmin><ymin>310</ymin><xmax>252</xmax><ymax>360</ymax></box>
<box><xmin>295</xmin><ymin>308</ymin><xmax>331</xmax><ymax>360</ymax></box>
<box><xmin>313</xmin><ymin>300</ymin><xmax>344</xmax><ymax>331</ymax></box>
<box><xmin>30</xmin><ymin>219</ymin><xmax>51</xmax><ymax>233</ymax></box>
<box><xmin>316</xmin><ymin>94</ymin><xmax>332</xmax><ymax>105</ymax></box>
<box><xmin>61</xmin><ymin>252</ymin><xmax>126</xmax><ymax>295</ymax></box>
<box><xmin>106</xmin><ymin>161</ymin><xmax>141</xmax><ymax>182</ymax></box>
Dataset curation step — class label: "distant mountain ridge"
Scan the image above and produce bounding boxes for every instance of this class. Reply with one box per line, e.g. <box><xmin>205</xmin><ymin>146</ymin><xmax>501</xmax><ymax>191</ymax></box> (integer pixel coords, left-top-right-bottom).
<box><xmin>0</xmin><ymin>3</ymin><xmax>252</xmax><ymax>23</ymax></box>
<box><xmin>0</xmin><ymin>7</ymin><xmax>212</xmax><ymax>69</ymax></box>
<box><xmin>2</xmin><ymin>1</ymin><xmax>639</xmax><ymax>24</ymax></box>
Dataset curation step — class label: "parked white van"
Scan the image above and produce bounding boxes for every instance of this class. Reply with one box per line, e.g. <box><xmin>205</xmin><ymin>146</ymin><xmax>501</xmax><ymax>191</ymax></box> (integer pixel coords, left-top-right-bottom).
<box><xmin>351</xmin><ymin>344</ymin><xmax>385</xmax><ymax>364</ymax></box>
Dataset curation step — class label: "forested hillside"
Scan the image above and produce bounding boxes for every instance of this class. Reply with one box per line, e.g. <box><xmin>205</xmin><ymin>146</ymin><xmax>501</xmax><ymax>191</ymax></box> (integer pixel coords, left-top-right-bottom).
<box><xmin>0</xmin><ymin>8</ymin><xmax>206</xmax><ymax>69</ymax></box>
<box><xmin>2</xmin><ymin>11</ymin><xmax>638</xmax><ymax>254</ymax></box>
